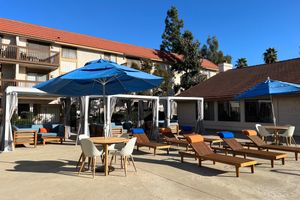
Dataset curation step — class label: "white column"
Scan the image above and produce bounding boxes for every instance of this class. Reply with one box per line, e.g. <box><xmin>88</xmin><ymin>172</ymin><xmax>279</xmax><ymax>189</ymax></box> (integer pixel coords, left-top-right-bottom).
<box><xmin>156</xmin><ymin>98</ymin><xmax>159</xmax><ymax>128</ymax></box>
<box><xmin>84</xmin><ymin>96</ymin><xmax>89</xmax><ymax>136</ymax></box>
<box><xmin>15</xmin><ymin>64</ymin><xmax>19</xmax><ymax>80</ymax></box>
<box><xmin>4</xmin><ymin>94</ymin><xmax>10</xmax><ymax>151</ymax></box>
<box><xmin>166</xmin><ymin>97</ymin><xmax>171</xmax><ymax>127</ymax></box>
<box><xmin>106</xmin><ymin>96</ymin><xmax>111</xmax><ymax>137</ymax></box>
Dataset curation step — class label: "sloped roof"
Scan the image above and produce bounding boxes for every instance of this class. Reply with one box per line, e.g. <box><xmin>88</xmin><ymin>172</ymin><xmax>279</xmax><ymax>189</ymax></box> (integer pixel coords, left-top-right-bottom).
<box><xmin>0</xmin><ymin>18</ymin><xmax>218</xmax><ymax>70</ymax></box>
<box><xmin>179</xmin><ymin>58</ymin><xmax>300</xmax><ymax>100</ymax></box>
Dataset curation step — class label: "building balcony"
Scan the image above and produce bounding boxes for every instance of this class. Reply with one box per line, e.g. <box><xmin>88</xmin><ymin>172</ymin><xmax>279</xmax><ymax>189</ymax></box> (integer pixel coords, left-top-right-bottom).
<box><xmin>0</xmin><ymin>79</ymin><xmax>42</xmax><ymax>94</ymax></box>
<box><xmin>0</xmin><ymin>44</ymin><xmax>59</xmax><ymax>67</ymax></box>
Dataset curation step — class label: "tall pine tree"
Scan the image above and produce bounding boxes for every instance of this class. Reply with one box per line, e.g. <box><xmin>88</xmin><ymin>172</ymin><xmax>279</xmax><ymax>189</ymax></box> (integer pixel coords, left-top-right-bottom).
<box><xmin>160</xmin><ymin>6</ymin><xmax>184</xmax><ymax>53</ymax></box>
<box><xmin>175</xmin><ymin>31</ymin><xmax>204</xmax><ymax>90</ymax></box>
<box><xmin>201</xmin><ymin>36</ymin><xmax>232</xmax><ymax>64</ymax></box>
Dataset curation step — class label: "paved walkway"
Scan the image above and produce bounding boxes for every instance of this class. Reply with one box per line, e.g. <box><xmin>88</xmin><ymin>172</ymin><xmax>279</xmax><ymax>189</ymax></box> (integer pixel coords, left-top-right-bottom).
<box><xmin>0</xmin><ymin>142</ymin><xmax>299</xmax><ymax>200</ymax></box>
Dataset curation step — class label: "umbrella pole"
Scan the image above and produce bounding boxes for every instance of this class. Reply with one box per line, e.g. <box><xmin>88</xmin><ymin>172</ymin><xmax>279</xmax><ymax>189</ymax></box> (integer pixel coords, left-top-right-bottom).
<box><xmin>270</xmin><ymin>95</ymin><xmax>277</xmax><ymax>126</ymax></box>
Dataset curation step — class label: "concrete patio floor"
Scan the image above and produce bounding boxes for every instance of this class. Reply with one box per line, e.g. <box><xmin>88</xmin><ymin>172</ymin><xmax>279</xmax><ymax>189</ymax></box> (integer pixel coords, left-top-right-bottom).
<box><xmin>0</xmin><ymin>141</ymin><xmax>299</xmax><ymax>200</ymax></box>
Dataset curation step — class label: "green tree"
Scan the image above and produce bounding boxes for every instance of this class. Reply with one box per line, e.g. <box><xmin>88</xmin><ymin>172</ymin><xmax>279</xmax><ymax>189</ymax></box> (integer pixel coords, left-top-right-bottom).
<box><xmin>235</xmin><ymin>58</ymin><xmax>248</xmax><ymax>68</ymax></box>
<box><xmin>160</xmin><ymin>6</ymin><xmax>184</xmax><ymax>53</ymax></box>
<box><xmin>152</xmin><ymin>65</ymin><xmax>172</xmax><ymax>96</ymax></box>
<box><xmin>263</xmin><ymin>48</ymin><xmax>278</xmax><ymax>64</ymax></box>
<box><xmin>200</xmin><ymin>36</ymin><xmax>232</xmax><ymax>64</ymax></box>
<box><xmin>174</xmin><ymin>30</ymin><xmax>205</xmax><ymax>91</ymax></box>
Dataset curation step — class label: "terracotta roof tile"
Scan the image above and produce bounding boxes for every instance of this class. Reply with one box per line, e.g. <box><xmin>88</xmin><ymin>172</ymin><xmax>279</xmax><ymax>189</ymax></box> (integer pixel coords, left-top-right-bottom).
<box><xmin>179</xmin><ymin>58</ymin><xmax>300</xmax><ymax>100</ymax></box>
<box><xmin>0</xmin><ymin>18</ymin><xmax>217</xmax><ymax>70</ymax></box>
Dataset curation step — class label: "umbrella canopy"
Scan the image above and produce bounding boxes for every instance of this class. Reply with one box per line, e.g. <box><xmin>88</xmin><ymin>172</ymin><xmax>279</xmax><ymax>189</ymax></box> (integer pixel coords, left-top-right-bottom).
<box><xmin>235</xmin><ymin>78</ymin><xmax>300</xmax><ymax>100</ymax></box>
<box><xmin>34</xmin><ymin>59</ymin><xmax>163</xmax><ymax>96</ymax></box>
<box><xmin>34</xmin><ymin>59</ymin><xmax>163</xmax><ymax>137</ymax></box>
<box><xmin>235</xmin><ymin>78</ymin><xmax>300</xmax><ymax>125</ymax></box>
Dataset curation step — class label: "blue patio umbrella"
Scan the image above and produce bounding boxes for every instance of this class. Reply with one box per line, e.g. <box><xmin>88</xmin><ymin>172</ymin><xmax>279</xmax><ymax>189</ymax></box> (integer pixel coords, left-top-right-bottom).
<box><xmin>235</xmin><ymin>77</ymin><xmax>300</xmax><ymax>125</ymax></box>
<box><xmin>34</xmin><ymin>59</ymin><xmax>163</xmax><ymax>136</ymax></box>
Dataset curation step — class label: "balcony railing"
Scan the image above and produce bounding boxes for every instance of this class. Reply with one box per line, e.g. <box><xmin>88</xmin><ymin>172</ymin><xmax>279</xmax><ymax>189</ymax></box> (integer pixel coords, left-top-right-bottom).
<box><xmin>0</xmin><ymin>44</ymin><xmax>59</xmax><ymax>66</ymax></box>
<box><xmin>0</xmin><ymin>79</ymin><xmax>43</xmax><ymax>92</ymax></box>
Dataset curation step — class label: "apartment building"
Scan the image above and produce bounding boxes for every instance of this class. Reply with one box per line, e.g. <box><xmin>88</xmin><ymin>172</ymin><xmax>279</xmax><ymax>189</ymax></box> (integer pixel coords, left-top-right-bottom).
<box><xmin>0</xmin><ymin>18</ymin><xmax>218</xmax><ymax>123</ymax></box>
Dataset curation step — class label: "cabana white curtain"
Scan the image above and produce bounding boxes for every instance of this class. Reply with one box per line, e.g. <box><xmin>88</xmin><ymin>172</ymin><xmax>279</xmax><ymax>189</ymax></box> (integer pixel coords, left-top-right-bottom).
<box><xmin>0</xmin><ymin>92</ymin><xmax>18</xmax><ymax>151</ymax></box>
<box><xmin>195</xmin><ymin>100</ymin><xmax>204</xmax><ymax>133</ymax></box>
<box><xmin>162</xmin><ymin>100</ymin><xmax>168</xmax><ymax>127</ymax></box>
<box><xmin>150</xmin><ymin>99</ymin><xmax>159</xmax><ymax>139</ymax></box>
<box><xmin>108</xmin><ymin>97</ymin><xmax>118</xmax><ymax>137</ymax></box>
<box><xmin>76</xmin><ymin>96</ymin><xmax>89</xmax><ymax>144</ymax></box>
<box><xmin>138</xmin><ymin>100</ymin><xmax>144</xmax><ymax>127</ymax></box>
<box><xmin>62</xmin><ymin>97</ymin><xmax>71</xmax><ymax>139</ymax></box>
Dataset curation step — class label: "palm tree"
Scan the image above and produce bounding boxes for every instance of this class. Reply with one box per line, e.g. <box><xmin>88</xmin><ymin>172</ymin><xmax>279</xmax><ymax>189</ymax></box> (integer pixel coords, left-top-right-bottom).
<box><xmin>263</xmin><ymin>48</ymin><xmax>278</xmax><ymax>64</ymax></box>
<box><xmin>235</xmin><ymin>58</ymin><xmax>248</xmax><ymax>68</ymax></box>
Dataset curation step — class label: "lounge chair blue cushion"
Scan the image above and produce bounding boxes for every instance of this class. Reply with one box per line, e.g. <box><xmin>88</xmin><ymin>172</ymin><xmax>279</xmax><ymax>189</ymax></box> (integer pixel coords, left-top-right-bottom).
<box><xmin>218</xmin><ymin>131</ymin><xmax>234</xmax><ymax>139</ymax></box>
<box><xmin>37</xmin><ymin>132</ymin><xmax>58</xmax><ymax>138</ymax></box>
<box><xmin>181</xmin><ymin>125</ymin><xmax>193</xmax><ymax>132</ymax></box>
<box><xmin>131</xmin><ymin>128</ymin><xmax>145</xmax><ymax>134</ymax></box>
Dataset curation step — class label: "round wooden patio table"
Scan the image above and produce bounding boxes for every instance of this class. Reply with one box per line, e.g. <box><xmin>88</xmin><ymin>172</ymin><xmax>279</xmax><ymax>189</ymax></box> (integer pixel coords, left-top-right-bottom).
<box><xmin>90</xmin><ymin>137</ymin><xmax>128</xmax><ymax>176</ymax></box>
<box><xmin>262</xmin><ymin>125</ymin><xmax>289</xmax><ymax>145</ymax></box>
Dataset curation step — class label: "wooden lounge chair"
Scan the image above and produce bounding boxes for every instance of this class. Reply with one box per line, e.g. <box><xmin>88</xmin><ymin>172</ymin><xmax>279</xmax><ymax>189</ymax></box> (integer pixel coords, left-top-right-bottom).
<box><xmin>132</xmin><ymin>128</ymin><xmax>171</xmax><ymax>156</ymax></box>
<box><xmin>160</xmin><ymin>127</ymin><xmax>189</xmax><ymax>150</ymax></box>
<box><xmin>242</xmin><ymin>129</ymin><xmax>300</xmax><ymax>161</ymax></box>
<box><xmin>218</xmin><ymin>132</ymin><xmax>288</xmax><ymax>168</ymax></box>
<box><xmin>180</xmin><ymin>134</ymin><xmax>257</xmax><ymax>177</ymax></box>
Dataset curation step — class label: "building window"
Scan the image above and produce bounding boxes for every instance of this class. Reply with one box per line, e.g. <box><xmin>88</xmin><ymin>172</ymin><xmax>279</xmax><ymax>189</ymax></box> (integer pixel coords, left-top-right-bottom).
<box><xmin>110</xmin><ymin>55</ymin><xmax>116</xmax><ymax>62</ymax></box>
<box><xmin>245</xmin><ymin>100</ymin><xmax>273</xmax><ymax>123</ymax></box>
<box><xmin>218</xmin><ymin>101</ymin><xmax>240</xmax><ymax>121</ymax></box>
<box><xmin>204</xmin><ymin>101</ymin><xmax>214</xmax><ymax>120</ymax></box>
<box><xmin>103</xmin><ymin>53</ymin><xmax>110</xmax><ymax>61</ymax></box>
<box><xmin>27</xmin><ymin>73</ymin><xmax>48</xmax><ymax>82</ymax></box>
<box><xmin>62</xmin><ymin>47</ymin><xmax>77</xmax><ymax>59</ymax></box>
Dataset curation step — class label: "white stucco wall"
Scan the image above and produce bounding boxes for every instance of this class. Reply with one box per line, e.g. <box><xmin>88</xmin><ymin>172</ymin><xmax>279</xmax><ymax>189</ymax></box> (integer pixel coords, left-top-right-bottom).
<box><xmin>77</xmin><ymin>49</ymin><xmax>101</xmax><ymax>67</ymax></box>
<box><xmin>60</xmin><ymin>60</ymin><xmax>77</xmax><ymax>74</ymax></box>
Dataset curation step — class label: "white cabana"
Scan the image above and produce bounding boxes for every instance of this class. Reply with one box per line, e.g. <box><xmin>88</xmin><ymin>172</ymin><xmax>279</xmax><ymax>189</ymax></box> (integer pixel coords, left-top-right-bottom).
<box><xmin>159</xmin><ymin>96</ymin><xmax>204</xmax><ymax>132</ymax></box>
<box><xmin>0</xmin><ymin>86</ymin><xmax>61</xmax><ymax>152</ymax></box>
<box><xmin>0</xmin><ymin>86</ymin><xmax>161</xmax><ymax>151</ymax></box>
<box><xmin>86</xmin><ymin>94</ymin><xmax>160</xmax><ymax>139</ymax></box>
<box><xmin>107</xmin><ymin>94</ymin><xmax>159</xmax><ymax>138</ymax></box>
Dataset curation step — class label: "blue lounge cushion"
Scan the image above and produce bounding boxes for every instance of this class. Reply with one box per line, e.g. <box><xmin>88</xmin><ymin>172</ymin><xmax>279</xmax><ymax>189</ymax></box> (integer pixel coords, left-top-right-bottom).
<box><xmin>38</xmin><ymin>132</ymin><xmax>58</xmax><ymax>138</ymax></box>
<box><xmin>218</xmin><ymin>131</ymin><xmax>234</xmax><ymax>139</ymax></box>
<box><xmin>131</xmin><ymin>128</ymin><xmax>145</xmax><ymax>134</ymax></box>
<box><xmin>181</xmin><ymin>125</ymin><xmax>193</xmax><ymax>132</ymax></box>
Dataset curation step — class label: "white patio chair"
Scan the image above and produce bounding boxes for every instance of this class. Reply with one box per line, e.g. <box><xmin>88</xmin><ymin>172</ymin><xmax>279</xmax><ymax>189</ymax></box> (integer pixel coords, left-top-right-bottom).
<box><xmin>76</xmin><ymin>135</ymin><xmax>89</xmax><ymax>169</ymax></box>
<box><xmin>78</xmin><ymin>139</ymin><xmax>103</xmax><ymax>178</ymax></box>
<box><xmin>255</xmin><ymin>124</ymin><xmax>273</xmax><ymax>142</ymax></box>
<box><xmin>279</xmin><ymin>126</ymin><xmax>296</xmax><ymax>146</ymax></box>
<box><xmin>110</xmin><ymin>137</ymin><xmax>137</xmax><ymax>176</ymax></box>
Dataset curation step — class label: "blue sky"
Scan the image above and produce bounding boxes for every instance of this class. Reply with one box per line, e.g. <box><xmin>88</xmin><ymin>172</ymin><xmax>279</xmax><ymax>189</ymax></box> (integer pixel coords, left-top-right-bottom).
<box><xmin>1</xmin><ymin>0</ymin><xmax>300</xmax><ymax>66</ymax></box>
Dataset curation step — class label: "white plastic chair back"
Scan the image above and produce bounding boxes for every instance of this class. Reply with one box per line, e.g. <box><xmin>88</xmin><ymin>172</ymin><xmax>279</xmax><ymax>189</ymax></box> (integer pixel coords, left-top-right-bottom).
<box><xmin>255</xmin><ymin>124</ymin><xmax>261</xmax><ymax>132</ymax></box>
<box><xmin>80</xmin><ymin>139</ymin><xmax>102</xmax><ymax>157</ymax></box>
<box><xmin>256</xmin><ymin>124</ymin><xmax>271</xmax><ymax>137</ymax></box>
<box><xmin>79</xmin><ymin>134</ymin><xmax>89</xmax><ymax>140</ymax></box>
<box><xmin>120</xmin><ymin>137</ymin><xmax>137</xmax><ymax>156</ymax></box>
<box><xmin>282</xmin><ymin>126</ymin><xmax>295</xmax><ymax>137</ymax></box>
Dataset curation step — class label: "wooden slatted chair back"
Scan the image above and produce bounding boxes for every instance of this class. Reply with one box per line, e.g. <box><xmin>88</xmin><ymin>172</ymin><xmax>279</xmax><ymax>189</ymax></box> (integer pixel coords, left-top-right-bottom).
<box><xmin>191</xmin><ymin>142</ymin><xmax>214</xmax><ymax>156</ymax></box>
<box><xmin>186</xmin><ymin>134</ymin><xmax>214</xmax><ymax>156</ymax></box>
<box><xmin>160</xmin><ymin>127</ymin><xmax>175</xmax><ymax>138</ymax></box>
<box><xmin>134</xmin><ymin>133</ymin><xmax>150</xmax><ymax>144</ymax></box>
<box><xmin>248</xmin><ymin>135</ymin><xmax>266</xmax><ymax>147</ymax></box>
<box><xmin>223</xmin><ymin>138</ymin><xmax>243</xmax><ymax>151</ymax></box>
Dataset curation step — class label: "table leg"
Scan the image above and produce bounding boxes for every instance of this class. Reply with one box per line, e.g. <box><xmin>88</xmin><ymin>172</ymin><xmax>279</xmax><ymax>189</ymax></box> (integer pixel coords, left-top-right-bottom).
<box><xmin>105</xmin><ymin>144</ymin><xmax>108</xmax><ymax>176</ymax></box>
